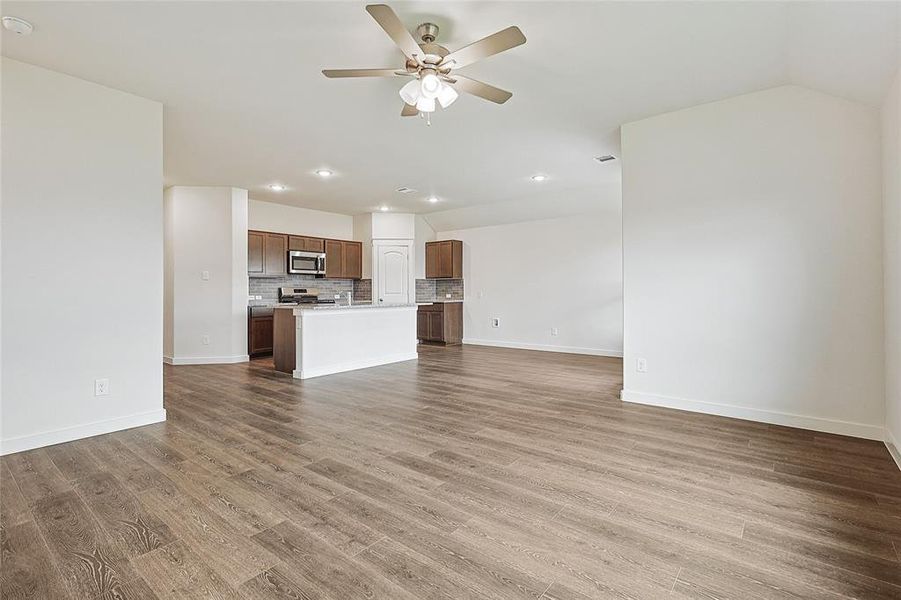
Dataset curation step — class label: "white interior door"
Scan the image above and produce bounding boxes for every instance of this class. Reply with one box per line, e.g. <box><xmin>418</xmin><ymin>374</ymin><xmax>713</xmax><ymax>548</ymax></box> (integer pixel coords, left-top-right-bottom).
<box><xmin>376</xmin><ymin>245</ymin><xmax>410</xmax><ymax>305</ymax></box>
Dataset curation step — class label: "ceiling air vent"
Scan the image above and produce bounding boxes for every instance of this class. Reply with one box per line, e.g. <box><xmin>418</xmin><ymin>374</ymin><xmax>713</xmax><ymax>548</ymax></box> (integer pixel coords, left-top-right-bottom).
<box><xmin>594</xmin><ymin>155</ymin><xmax>616</xmax><ymax>163</ymax></box>
<box><xmin>396</xmin><ymin>187</ymin><xmax>417</xmax><ymax>194</ymax></box>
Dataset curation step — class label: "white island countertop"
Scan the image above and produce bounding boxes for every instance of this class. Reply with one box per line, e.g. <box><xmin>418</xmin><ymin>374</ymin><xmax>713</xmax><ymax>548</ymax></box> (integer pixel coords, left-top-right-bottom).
<box><xmin>273</xmin><ymin>302</ymin><xmax>417</xmax><ymax>312</ymax></box>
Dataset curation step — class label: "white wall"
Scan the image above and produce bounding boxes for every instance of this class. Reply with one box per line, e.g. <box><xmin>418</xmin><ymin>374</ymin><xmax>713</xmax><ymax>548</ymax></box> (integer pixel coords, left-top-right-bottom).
<box><xmin>884</xmin><ymin>68</ymin><xmax>901</xmax><ymax>459</ymax></box>
<box><xmin>438</xmin><ymin>214</ymin><xmax>623</xmax><ymax>356</ymax></box>
<box><xmin>622</xmin><ymin>85</ymin><xmax>885</xmax><ymax>440</ymax></box>
<box><xmin>1</xmin><ymin>59</ymin><xmax>165</xmax><ymax>454</ymax></box>
<box><xmin>248</xmin><ymin>199</ymin><xmax>353</xmax><ymax>240</ymax></box>
<box><xmin>371</xmin><ymin>212</ymin><xmax>415</xmax><ymax>240</ymax></box>
<box><xmin>414</xmin><ymin>216</ymin><xmax>437</xmax><ymax>280</ymax></box>
<box><xmin>164</xmin><ymin>186</ymin><xmax>248</xmax><ymax>365</ymax></box>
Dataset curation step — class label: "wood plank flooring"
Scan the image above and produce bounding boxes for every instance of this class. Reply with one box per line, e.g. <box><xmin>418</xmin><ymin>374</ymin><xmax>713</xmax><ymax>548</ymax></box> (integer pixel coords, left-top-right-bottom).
<box><xmin>2</xmin><ymin>344</ymin><xmax>900</xmax><ymax>599</ymax></box>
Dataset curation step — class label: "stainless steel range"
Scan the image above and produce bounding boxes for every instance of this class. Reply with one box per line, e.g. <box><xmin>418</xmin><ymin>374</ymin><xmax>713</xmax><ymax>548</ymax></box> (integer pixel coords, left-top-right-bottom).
<box><xmin>276</xmin><ymin>287</ymin><xmax>336</xmax><ymax>305</ymax></box>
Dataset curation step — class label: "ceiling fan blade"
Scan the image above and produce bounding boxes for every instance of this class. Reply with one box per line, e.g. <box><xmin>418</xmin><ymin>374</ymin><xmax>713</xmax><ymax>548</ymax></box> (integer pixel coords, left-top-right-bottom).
<box><xmin>365</xmin><ymin>4</ymin><xmax>423</xmax><ymax>62</ymax></box>
<box><xmin>322</xmin><ymin>69</ymin><xmax>403</xmax><ymax>78</ymax></box>
<box><xmin>448</xmin><ymin>75</ymin><xmax>513</xmax><ymax>104</ymax></box>
<box><xmin>439</xmin><ymin>26</ymin><xmax>526</xmax><ymax>70</ymax></box>
<box><xmin>401</xmin><ymin>103</ymin><xmax>418</xmax><ymax>117</ymax></box>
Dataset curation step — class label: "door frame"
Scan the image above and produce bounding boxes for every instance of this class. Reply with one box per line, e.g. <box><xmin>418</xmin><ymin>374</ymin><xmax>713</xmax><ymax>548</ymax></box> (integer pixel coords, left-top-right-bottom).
<box><xmin>372</xmin><ymin>238</ymin><xmax>415</xmax><ymax>304</ymax></box>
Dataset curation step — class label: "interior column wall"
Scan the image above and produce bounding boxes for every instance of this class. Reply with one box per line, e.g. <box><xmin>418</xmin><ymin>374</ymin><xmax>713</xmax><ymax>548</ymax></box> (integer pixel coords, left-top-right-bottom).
<box><xmin>164</xmin><ymin>186</ymin><xmax>249</xmax><ymax>365</ymax></box>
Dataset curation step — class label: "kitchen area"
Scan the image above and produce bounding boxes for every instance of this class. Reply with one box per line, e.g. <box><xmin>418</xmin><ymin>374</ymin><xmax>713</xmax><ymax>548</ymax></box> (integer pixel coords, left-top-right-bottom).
<box><xmin>246</xmin><ymin>221</ymin><xmax>464</xmax><ymax>379</ymax></box>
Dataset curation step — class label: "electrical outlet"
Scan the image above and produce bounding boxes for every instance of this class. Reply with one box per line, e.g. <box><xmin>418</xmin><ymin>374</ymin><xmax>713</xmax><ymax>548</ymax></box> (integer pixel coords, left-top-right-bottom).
<box><xmin>94</xmin><ymin>378</ymin><xmax>110</xmax><ymax>396</ymax></box>
<box><xmin>201</xmin><ymin>270</ymin><xmax>210</xmax><ymax>281</ymax></box>
<box><xmin>491</xmin><ymin>317</ymin><xmax>500</xmax><ymax>328</ymax></box>
<box><xmin>551</xmin><ymin>327</ymin><xmax>559</xmax><ymax>336</ymax></box>
<box><xmin>445</xmin><ymin>293</ymin><xmax>451</xmax><ymax>299</ymax></box>
<box><xmin>636</xmin><ymin>357</ymin><xmax>648</xmax><ymax>373</ymax></box>
<box><xmin>201</xmin><ymin>335</ymin><xmax>210</xmax><ymax>346</ymax></box>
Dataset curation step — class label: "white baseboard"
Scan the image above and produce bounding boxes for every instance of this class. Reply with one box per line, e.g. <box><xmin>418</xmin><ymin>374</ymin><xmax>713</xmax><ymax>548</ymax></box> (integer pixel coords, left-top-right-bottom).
<box><xmin>0</xmin><ymin>409</ymin><xmax>167</xmax><ymax>456</ymax></box>
<box><xmin>294</xmin><ymin>352</ymin><xmax>418</xmax><ymax>380</ymax></box>
<box><xmin>164</xmin><ymin>354</ymin><xmax>249</xmax><ymax>365</ymax></box>
<box><xmin>463</xmin><ymin>338</ymin><xmax>623</xmax><ymax>358</ymax></box>
<box><xmin>620</xmin><ymin>389</ymin><xmax>884</xmax><ymax>441</ymax></box>
<box><xmin>885</xmin><ymin>427</ymin><xmax>901</xmax><ymax>472</ymax></box>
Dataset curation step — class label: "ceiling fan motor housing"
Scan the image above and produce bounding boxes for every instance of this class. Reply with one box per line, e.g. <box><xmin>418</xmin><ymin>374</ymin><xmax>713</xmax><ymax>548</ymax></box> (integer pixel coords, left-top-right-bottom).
<box><xmin>416</xmin><ymin>22</ymin><xmax>439</xmax><ymax>43</ymax></box>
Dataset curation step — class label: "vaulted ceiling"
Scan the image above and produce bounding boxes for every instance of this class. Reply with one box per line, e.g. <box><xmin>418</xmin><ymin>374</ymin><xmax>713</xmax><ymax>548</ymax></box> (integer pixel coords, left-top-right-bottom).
<box><xmin>3</xmin><ymin>1</ymin><xmax>898</xmax><ymax>229</ymax></box>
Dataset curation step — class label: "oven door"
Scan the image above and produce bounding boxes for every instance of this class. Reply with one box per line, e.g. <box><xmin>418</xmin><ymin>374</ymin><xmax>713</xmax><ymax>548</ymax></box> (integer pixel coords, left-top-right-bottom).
<box><xmin>288</xmin><ymin>251</ymin><xmax>326</xmax><ymax>275</ymax></box>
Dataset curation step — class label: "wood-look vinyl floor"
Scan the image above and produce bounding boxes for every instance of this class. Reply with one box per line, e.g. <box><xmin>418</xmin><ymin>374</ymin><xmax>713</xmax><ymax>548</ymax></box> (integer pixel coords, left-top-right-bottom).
<box><xmin>2</xmin><ymin>344</ymin><xmax>900</xmax><ymax>599</ymax></box>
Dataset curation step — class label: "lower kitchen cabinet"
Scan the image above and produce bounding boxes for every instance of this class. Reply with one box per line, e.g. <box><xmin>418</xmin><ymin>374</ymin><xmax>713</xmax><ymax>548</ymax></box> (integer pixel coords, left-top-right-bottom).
<box><xmin>417</xmin><ymin>302</ymin><xmax>462</xmax><ymax>345</ymax></box>
<box><xmin>248</xmin><ymin>307</ymin><xmax>274</xmax><ymax>356</ymax></box>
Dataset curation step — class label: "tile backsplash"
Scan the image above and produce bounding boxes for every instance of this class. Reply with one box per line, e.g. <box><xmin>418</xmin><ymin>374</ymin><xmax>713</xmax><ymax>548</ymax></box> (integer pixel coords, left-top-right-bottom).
<box><xmin>250</xmin><ymin>276</ymin><xmax>462</xmax><ymax>305</ymax></box>
<box><xmin>416</xmin><ymin>278</ymin><xmax>464</xmax><ymax>302</ymax></box>
<box><xmin>249</xmin><ymin>275</ymin><xmax>353</xmax><ymax>305</ymax></box>
<box><xmin>353</xmin><ymin>279</ymin><xmax>372</xmax><ymax>302</ymax></box>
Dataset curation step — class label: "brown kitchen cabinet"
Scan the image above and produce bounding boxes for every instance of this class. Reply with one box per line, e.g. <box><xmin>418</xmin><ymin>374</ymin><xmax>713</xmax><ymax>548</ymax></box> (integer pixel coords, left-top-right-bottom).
<box><xmin>325</xmin><ymin>239</ymin><xmax>363</xmax><ymax>279</ymax></box>
<box><xmin>425</xmin><ymin>240</ymin><xmax>463</xmax><ymax>279</ymax></box>
<box><xmin>288</xmin><ymin>235</ymin><xmax>324</xmax><ymax>252</ymax></box>
<box><xmin>417</xmin><ymin>302</ymin><xmax>462</xmax><ymax>345</ymax></box>
<box><xmin>248</xmin><ymin>307</ymin><xmax>274</xmax><ymax>356</ymax></box>
<box><xmin>248</xmin><ymin>230</ymin><xmax>287</xmax><ymax>277</ymax></box>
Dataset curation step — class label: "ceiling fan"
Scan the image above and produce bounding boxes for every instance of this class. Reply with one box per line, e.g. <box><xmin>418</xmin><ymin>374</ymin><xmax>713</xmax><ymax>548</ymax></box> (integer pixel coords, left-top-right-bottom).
<box><xmin>322</xmin><ymin>4</ymin><xmax>526</xmax><ymax>122</ymax></box>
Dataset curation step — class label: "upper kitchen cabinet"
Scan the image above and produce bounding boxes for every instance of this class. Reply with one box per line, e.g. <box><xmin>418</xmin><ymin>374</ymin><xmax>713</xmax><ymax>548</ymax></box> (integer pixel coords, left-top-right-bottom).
<box><xmin>248</xmin><ymin>230</ymin><xmax>287</xmax><ymax>277</ymax></box>
<box><xmin>324</xmin><ymin>239</ymin><xmax>344</xmax><ymax>279</ymax></box>
<box><xmin>344</xmin><ymin>241</ymin><xmax>362</xmax><ymax>279</ymax></box>
<box><xmin>288</xmin><ymin>235</ymin><xmax>324</xmax><ymax>252</ymax></box>
<box><xmin>425</xmin><ymin>240</ymin><xmax>463</xmax><ymax>279</ymax></box>
<box><xmin>325</xmin><ymin>239</ymin><xmax>363</xmax><ymax>279</ymax></box>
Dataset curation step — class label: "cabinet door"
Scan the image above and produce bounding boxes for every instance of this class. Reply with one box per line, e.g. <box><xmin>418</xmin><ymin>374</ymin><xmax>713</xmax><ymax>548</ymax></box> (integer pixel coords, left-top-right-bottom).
<box><xmin>248</xmin><ymin>232</ymin><xmax>264</xmax><ymax>274</ymax></box>
<box><xmin>428</xmin><ymin>312</ymin><xmax>444</xmax><ymax>341</ymax></box>
<box><xmin>264</xmin><ymin>233</ymin><xmax>287</xmax><ymax>276</ymax></box>
<box><xmin>249</xmin><ymin>316</ymin><xmax>274</xmax><ymax>354</ymax></box>
<box><xmin>305</xmin><ymin>237</ymin><xmax>325</xmax><ymax>252</ymax></box>
<box><xmin>425</xmin><ymin>242</ymin><xmax>439</xmax><ymax>279</ymax></box>
<box><xmin>417</xmin><ymin>311</ymin><xmax>429</xmax><ymax>340</ymax></box>
<box><xmin>325</xmin><ymin>239</ymin><xmax>344</xmax><ymax>278</ymax></box>
<box><xmin>438</xmin><ymin>241</ymin><xmax>454</xmax><ymax>278</ymax></box>
<box><xmin>344</xmin><ymin>241</ymin><xmax>362</xmax><ymax>279</ymax></box>
<box><xmin>288</xmin><ymin>236</ymin><xmax>324</xmax><ymax>252</ymax></box>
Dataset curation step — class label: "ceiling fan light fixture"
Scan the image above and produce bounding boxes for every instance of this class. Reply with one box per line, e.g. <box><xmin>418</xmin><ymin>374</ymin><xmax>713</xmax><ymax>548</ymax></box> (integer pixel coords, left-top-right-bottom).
<box><xmin>399</xmin><ymin>79</ymin><xmax>420</xmax><ymax>105</ymax></box>
<box><xmin>437</xmin><ymin>84</ymin><xmax>459</xmax><ymax>109</ymax></box>
<box><xmin>415</xmin><ymin>95</ymin><xmax>436</xmax><ymax>113</ymax></box>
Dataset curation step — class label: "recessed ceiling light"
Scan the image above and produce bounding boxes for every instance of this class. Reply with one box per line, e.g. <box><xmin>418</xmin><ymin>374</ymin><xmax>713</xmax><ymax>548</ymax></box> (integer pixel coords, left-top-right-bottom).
<box><xmin>2</xmin><ymin>16</ymin><xmax>33</xmax><ymax>36</ymax></box>
<box><xmin>396</xmin><ymin>187</ymin><xmax>417</xmax><ymax>194</ymax></box>
<box><xmin>268</xmin><ymin>183</ymin><xmax>286</xmax><ymax>192</ymax></box>
<box><xmin>315</xmin><ymin>169</ymin><xmax>333</xmax><ymax>177</ymax></box>
<box><xmin>531</xmin><ymin>174</ymin><xmax>547</xmax><ymax>182</ymax></box>
<box><xmin>594</xmin><ymin>155</ymin><xmax>616</xmax><ymax>163</ymax></box>
<box><xmin>428</xmin><ymin>196</ymin><xmax>439</xmax><ymax>203</ymax></box>
<box><xmin>379</xmin><ymin>206</ymin><xmax>390</xmax><ymax>212</ymax></box>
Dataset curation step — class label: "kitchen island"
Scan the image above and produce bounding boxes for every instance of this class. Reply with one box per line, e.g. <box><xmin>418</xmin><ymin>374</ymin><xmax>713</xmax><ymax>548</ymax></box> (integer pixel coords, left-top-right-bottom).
<box><xmin>273</xmin><ymin>303</ymin><xmax>418</xmax><ymax>379</ymax></box>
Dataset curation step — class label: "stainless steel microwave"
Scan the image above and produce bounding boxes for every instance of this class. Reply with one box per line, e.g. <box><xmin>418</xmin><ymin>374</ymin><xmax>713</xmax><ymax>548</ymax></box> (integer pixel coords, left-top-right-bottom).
<box><xmin>288</xmin><ymin>250</ymin><xmax>326</xmax><ymax>275</ymax></box>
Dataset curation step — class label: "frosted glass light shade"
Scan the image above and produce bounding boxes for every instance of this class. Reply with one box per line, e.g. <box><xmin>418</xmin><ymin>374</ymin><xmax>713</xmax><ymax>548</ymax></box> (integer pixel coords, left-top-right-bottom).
<box><xmin>437</xmin><ymin>84</ymin><xmax>458</xmax><ymax>108</ymax></box>
<box><xmin>399</xmin><ymin>79</ymin><xmax>420</xmax><ymax>105</ymax></box>
<box><xmin>415</xmin><ymin>96</ymin><xmax>436</xmax><ymax>112</ymax></box>
<box><xmin>420</xmin><ymin>73</ymin><xmax>441</xmax><ymax>99</ymax></box>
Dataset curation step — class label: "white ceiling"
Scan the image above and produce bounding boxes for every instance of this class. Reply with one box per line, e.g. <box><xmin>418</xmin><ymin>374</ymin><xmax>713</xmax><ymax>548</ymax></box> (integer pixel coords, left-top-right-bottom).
<box><xmin>2</xmin><ymin>1</ymin><xmax>899</xmax><ymax>230</ymax></box>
